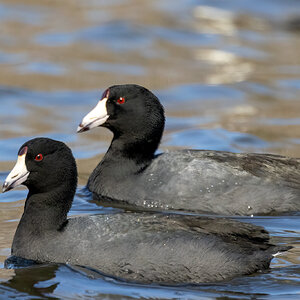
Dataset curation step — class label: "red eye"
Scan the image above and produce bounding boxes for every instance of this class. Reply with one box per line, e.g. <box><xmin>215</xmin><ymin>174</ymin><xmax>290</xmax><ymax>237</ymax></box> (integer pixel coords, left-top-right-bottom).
<box><xmin>117</xmin><ymin>97</ymin><xmax>125</xmax><ymax>104</ymax></box>
<box><xmin>35</xmin><ymin>154</ymin><xmax>43</xmax><ymax>161</ymax></box>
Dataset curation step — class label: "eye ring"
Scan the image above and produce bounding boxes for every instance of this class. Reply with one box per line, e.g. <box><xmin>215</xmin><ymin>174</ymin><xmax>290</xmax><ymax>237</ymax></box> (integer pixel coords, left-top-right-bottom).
<box><xmin>117</xmin><ymin>97</ymin><xmax>125</xmax><ymax>104</ymax></box>
<box><xmin>35</xmin><ymin>154</ymin><xmax>43</xmax><ymax>162</ymax></box>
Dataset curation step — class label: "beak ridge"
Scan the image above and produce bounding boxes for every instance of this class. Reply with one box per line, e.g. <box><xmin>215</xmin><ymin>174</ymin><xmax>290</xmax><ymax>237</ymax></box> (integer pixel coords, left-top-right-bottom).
<box><xmin>77</xmin><ymin>97</ymin><xmax>109</xmax><ymax>133</ymax></box>
<box><xmin>2</xmin><ymin>150</ymin><xmax>29</xmax><ymax>193</ymax></box>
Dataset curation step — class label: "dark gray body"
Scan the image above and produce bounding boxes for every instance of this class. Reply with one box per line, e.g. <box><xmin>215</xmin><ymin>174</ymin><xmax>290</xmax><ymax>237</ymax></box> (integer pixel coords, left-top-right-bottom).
<box><xmin>89</xmin><ymin>150</ymin><xmax>300</xmax><ymax>215</ymax></box>
<box><xmin>11</xmin><ymin>213</ymin><xmax>285</xmax><ymax>284</ymax></box>
<box><xmin>5</xmin><ymin>139</ymin><xmax>292</xmax><ymax>285</ymax></box>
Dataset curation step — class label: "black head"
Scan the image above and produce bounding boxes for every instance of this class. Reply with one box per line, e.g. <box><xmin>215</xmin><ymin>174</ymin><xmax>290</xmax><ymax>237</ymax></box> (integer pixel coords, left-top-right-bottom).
<box><xmin>3</xmin><ymin>137</ymin><xmax>77</xmax><ymax>194</ymax></box>
<box><xmin>77</xmin><ymin>84</ymin><xmax>165</xmax><ymax>150</ymax></box>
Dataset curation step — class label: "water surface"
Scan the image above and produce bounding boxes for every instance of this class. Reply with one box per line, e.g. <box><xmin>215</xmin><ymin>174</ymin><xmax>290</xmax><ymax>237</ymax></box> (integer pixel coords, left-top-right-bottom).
<box><xmin>0</xmin><ymin>0</ymin><xmax>300</xmax><ymax>299</ymax></box>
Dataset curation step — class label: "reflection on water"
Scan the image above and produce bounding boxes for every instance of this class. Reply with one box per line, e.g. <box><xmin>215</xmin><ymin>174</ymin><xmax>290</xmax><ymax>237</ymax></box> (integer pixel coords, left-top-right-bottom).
<box><xmin>0</xmin><ymin>0</ymin><xmax>299</xmax><ymax>298</ymax></box>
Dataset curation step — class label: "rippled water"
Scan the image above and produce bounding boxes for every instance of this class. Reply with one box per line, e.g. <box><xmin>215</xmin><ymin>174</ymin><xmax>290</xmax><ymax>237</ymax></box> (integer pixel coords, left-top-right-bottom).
<box><xmin>0</xmin><ymin>0</ymin><xmax>300</xmax><ymax>299</ymax></box>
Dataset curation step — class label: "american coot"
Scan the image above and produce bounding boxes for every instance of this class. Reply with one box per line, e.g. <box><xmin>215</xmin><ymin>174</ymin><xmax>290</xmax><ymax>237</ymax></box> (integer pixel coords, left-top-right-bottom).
<box><xmin>2</xmin><ymin>138</ymin><xmax>290</xmax><ymax>284</ymax></box>
<box><xmin>77</xmin><ymin>84</ymin><xmax>300</xmax><ymax>216</ymax></box>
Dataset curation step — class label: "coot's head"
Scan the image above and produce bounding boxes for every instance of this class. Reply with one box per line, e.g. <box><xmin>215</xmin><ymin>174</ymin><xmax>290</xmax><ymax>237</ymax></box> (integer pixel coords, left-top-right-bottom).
<box><xmin>2</xmin><ymin>138</ymin><xmax>77</xmax><ymax>194</ymax></box>
<box><xmin>77</xmin><ymin>84</ymin><xmax>165</xmax><ymax>142</ymax></box>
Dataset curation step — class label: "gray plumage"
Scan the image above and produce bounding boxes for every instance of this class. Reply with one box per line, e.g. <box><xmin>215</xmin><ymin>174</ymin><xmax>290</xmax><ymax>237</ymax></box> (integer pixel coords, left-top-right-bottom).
<box><xmin>12</xmin><ymin>212</ymin><xmax>288</xmax><ymax>284</ymax></box>
<box><xmin>5</xmin><ymin>138</ymin><xmax>291</xmax><ymax>284</ymax></box>
<box><xmin>82</xmin><ymin>84</ymin><xmax>300</xmax><ymax>215</ymax></box>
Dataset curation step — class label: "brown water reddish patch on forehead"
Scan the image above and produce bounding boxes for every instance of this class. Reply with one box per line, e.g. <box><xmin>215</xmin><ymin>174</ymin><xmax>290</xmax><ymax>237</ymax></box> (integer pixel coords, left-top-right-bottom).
<box><xmin>18</xmin><ymin>146</ymin><xmax>28</xmax><ymax>156</ymax></box>
<box><xmin>101</xmin><ymin>88</ymin><xmax>110</xmax><ymax>100</ymax></box>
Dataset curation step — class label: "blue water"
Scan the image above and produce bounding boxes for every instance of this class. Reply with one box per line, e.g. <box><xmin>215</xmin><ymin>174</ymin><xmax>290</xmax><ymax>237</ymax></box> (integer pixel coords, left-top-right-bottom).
<box><xmin>0</xmin><ymin>0</ymin><xmax>299</xmax><ymax>299</ymax></box>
